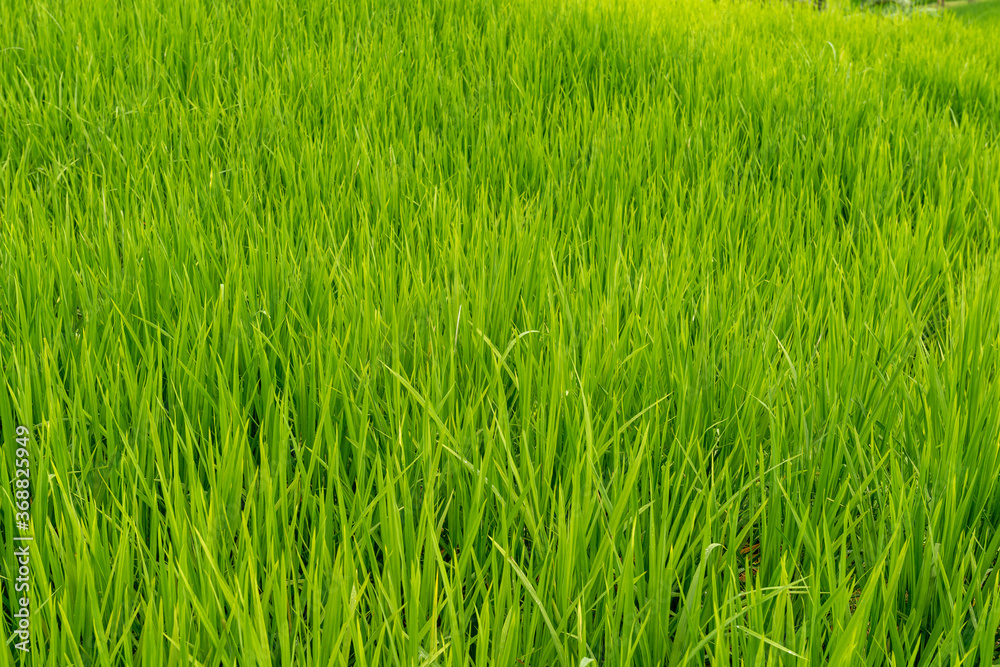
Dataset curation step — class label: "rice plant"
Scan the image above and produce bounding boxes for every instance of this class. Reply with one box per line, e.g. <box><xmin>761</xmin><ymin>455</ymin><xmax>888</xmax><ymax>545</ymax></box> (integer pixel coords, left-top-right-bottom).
<box><xmin>1</xmin><ymin>0</ymin><xmax>999</xmax><ymax>664</ymax></box>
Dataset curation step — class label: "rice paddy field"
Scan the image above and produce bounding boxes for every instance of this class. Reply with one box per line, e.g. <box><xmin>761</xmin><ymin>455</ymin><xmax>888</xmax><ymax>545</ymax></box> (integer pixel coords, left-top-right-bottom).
<box><xmin>948</xmin><ymin>0</ymin><xmax>1000</xmax><ymax>25</ymax></box>
<box><xmin>1</xmin><ymin>0</ymin><xmax>999</xmax><ymax>664</ymax></box>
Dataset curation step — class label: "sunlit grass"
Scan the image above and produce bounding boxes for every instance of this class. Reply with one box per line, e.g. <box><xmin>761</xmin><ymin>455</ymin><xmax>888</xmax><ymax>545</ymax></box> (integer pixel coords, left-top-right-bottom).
<box><xmin>1</xmin><ymin>0</ymin><xmax>999</xmax><ymax>664</ymax></box>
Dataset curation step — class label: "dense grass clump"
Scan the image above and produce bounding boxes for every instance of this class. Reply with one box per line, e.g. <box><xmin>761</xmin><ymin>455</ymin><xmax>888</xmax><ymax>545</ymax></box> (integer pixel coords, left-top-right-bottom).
<box><xmin>2</xmin><ymin>0</ymin><xmax>1000</xmax><ymax>664</ymax></box>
